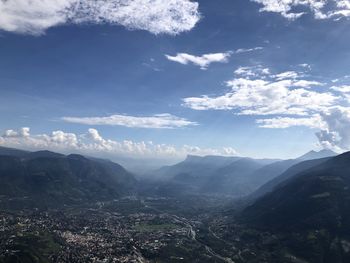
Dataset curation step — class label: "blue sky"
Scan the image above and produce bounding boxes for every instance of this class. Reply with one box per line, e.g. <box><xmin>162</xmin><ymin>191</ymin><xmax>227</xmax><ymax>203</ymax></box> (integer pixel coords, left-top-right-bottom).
<box><xmin>1</xmin><ymin>0</ymin><xmax>350</xmax><ymax>163</ymax></box>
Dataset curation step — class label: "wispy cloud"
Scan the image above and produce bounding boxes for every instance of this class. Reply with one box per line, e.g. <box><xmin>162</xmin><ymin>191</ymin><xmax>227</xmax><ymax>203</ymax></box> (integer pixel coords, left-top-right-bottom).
<box><xmin>252</xmin><ymin>0</ymin><xmax>350</xmax><ymax>20</ymax></box>
<box><xmin>165</xmin><ymin>47</ymin><xmax>264</xmax><ymax>70</ymax></box>
<box><xmin>0</xmin><ymin>127</ymin><xmax>238</xmax><ymax>160</ymax></box>
<box><xmin>62</xmin><ymin>113</ymin><xmax>197</xmax><ymax>129</ymax></box>
<box><xmin>165</xmin><ymin>52</ymin><xmax>232</xmax><ymax>70</ymax></box>
<box><xmin>234</xmin><ymin>66</ymin><xmax>270</xmax><ymax>78</ymax></box>
<box><xmin>256</xmin><ymin>115</ymin><xmax>325</xmax><ymax>129</ymax></box>
<box><xmin>234</xmin><ymin>47</ymin><xmax>263</xmax><ymax>54</ymax></box>
<box><xmin>273</xmin><ymin>71</ymin><xmax>300</xmax><ymax>80</ymax></box>
<box><xmin>0</xmin><ymin>0</ymin><xmax>200</xmax><ymax>35</ymax></box>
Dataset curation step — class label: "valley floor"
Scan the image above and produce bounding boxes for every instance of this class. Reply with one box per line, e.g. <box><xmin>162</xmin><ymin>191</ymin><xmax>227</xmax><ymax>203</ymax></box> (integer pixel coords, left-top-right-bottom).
<box><xmin>0</xmin><ymin>196</ymin><xmax>238</xmax><ymax>263</ymax></box>
<box><xmin>0</xmin><ymin>195</ymin><xmax>342</xmax><ymax>263</ymax></box>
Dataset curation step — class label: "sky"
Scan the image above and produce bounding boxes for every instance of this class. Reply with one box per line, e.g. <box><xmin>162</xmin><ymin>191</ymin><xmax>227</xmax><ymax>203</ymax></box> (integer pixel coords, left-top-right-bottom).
<box><xmin>1</xmin><ymin>0</ymin><xmax>350</xmax><ymax>165</ymax></box>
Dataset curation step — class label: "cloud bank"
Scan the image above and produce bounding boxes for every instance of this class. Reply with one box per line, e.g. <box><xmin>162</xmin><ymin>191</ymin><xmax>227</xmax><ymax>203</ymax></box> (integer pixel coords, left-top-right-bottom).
<box><xmin>183</xmin><ymin>65</ymin><xmax>350</xmax><ymax>151</ymax></box>
<box><xmin>0</xmin><ymin>127</ymin><xmax>237</xmax><ymax>160</ymax></box>
<box><xmin>316</xmin><ymin>107</ymin><xmax>350</xmax><ymax>151</ymax></box>
<box><xmin>0</xmin><ymin>0</ymin><xmax>200</xmax><ymax>35</ymax></box>
<box><xmin>62</xmin><ymin>113</ymin><xmax>197</xmax><ymax>129</ymax></box>
<box><xmin>257</xmin><ymin>106</ymin><xmax>350</xmax><ymax>152</ymax></box>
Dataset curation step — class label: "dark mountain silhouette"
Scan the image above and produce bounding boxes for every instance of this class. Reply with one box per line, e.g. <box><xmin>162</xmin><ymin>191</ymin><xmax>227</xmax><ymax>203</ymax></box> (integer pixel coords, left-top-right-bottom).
<box><xmin>27</xmin><ymin>150</ymin><xmax>65</xmax><ymax>159</ymax></box>
<box><xmin>235</xmin><ymin>152</ymin><xmax>350</xmax><ymax>263</ymax></box>
<box><xmin>0</xmin><ymin>146</ymin><xmax>30</xmax><ymax>157</ymax></box>
<box><xmin>250</xmin><ymin>157</ymin><xmax>332</xmax><ymax>200</ymax></box>
<box><xmin>246</xmin><ymin>150</ymin><xmax>338</xmax><ymax>200</ymax></box>
<box><xmin>244</xmin><ymin>159</ymin><xmax>299</xmax><ymax>196</ymax></box>
<box><xmin>0</xmin><ymin>147</ymin><xmax>137</xmax><ymax>208</ymax></box>
<box><xmin>242</xmin><ymin>151</ymin><xmax>350</xmax><ymax>231</ymax></box>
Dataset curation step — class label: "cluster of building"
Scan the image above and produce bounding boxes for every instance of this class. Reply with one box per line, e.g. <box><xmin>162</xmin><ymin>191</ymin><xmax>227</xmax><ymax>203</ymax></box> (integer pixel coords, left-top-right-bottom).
<box><xmin>0</xmin><ymin>205</ymin><xmax>193</xmax><ymax>262</ymax></box>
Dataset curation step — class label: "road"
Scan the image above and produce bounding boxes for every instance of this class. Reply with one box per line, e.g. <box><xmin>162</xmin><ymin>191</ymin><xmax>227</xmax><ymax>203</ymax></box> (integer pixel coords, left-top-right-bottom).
<box><xmin>142</xmin><ymin>199</ymin><xmax>235</xmax><ymax>263</ymax></box>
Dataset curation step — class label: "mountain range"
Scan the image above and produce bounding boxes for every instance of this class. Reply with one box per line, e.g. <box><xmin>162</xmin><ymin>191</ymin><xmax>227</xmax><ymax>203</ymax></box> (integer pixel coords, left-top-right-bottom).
<box><xmin>242</xmin><ymin>151</ymin><xmax>350</xmax><ymax>230</ymax></box>
<box><xmin>231</xmin><ymin>151</ymin><xmax>350</xmax><ymax>262</ymax></box>
<box><xmin>0</xmin><ymin>145</ymin><xmax>348</xmax><ymax>262</ymax></box>
<box><xmin>0</xmin><ymin>146</ymin><xmax>338</xmax><ymax>206</ymax></box>
<box><xmin>151</xmin><ymin>149</ymin><xmax>337</xmax><ymax>197</ymax></box>
<box><xmin>0</xmin><ymin>146</ymin><xmax>136</xmax><ymax>209</ymax></box>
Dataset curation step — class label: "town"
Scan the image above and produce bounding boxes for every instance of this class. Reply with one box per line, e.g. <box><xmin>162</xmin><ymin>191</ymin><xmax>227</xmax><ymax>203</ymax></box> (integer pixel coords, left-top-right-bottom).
<box><xmin>0</xmin><ymin>197</ymin><xmax>232</xmax><ymax>263</ymax></box>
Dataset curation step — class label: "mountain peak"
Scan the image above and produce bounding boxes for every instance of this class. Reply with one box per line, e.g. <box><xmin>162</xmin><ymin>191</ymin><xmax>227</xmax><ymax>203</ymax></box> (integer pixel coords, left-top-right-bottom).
<box><xmin>297</xmin><ymin>149</ymin><xmax>337</xmax><ymax>160</ymax></box>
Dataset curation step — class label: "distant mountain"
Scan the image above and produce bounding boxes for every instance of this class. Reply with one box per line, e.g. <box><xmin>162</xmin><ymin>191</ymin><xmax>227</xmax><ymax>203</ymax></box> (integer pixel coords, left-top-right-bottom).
<box><xmin>249</xmin><ymin>157</ymin><xmax>331</xmax><ymax>200</ymax></box>
<box><xmin>0</xmin><ymin>147</ymin><xmax>65</xmax><ymax>159</ymax></box>
<box><xmin>200</xmin><ymin>158</ymin><xmax>264</xmax><ymax>196</ymax></box>
<box><xmin>152</xmin><ymin>155</ymin><xmax>282</xmax><ymax>197</ymax></box>
<box><xmin>147</xmin><ymin>149</ymin><xmax>340</xmax><ymax>198</ymax></box>
<box><xmin>246</xmin><ymin>150</ymin><xmax>338</xmax><ymax>200</ymax></box>
<box><xmin>0</xmin><ymin>147</ymin><xmax>137</xmax><ymax>209</ymax></box>
<box><xmin>245</xmin><ymin>159</ymin><xmax>299</xmax><ymax>196</ymax></box>
<box><xmin>0</xmin><ymin>146</ymin><xmax>30</xmax><ymax>157</ymax></box>
<box><xmin>153</xmin><ymin>155</ymin><xmax>241</xmax><ymax>180</ymax></box>
<box><xmin>27</xmin><ymin>150</ymin><xmax>65</xmax><ymax>159</ymax></box>
<box><xmin>297</xmin><ymin>149</ymin><xmax>337</xmax><ymax>161</ymax></box>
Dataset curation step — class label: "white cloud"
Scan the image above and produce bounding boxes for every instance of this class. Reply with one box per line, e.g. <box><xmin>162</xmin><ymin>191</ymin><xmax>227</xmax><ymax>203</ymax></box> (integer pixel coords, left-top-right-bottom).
<box><xmin>257</xmin><ymin>115</ymin><xmax>325</xmax><ymax>129</ymax></box>
<box><xmin>165</xmin><ymin>48</ymin><xmax>264</xmax><ymax>70</ymax></box>
<box><xmin>3</xmin><ymin>127</ymin><xmax>31</xmax><ymax>138</ymax></box>
<box><xmin>299</xmin><ymin>63</ymin><xmax>312</xmax><ymax>69</ymax></box>
<box><xmin>292</xmin><ymin>80</ymin><xmax>324</xmax><ymax>88</ymax></box>
<box><xmin>0</xmin><ymin>127</ymin><xmax>238</xmax><ymax>160</ymax></box>
<box><xmin>233</xmin><ymin>68</ymin><xmax>322</xmax><ymax>86</ymax></box>
<box><xmin>183</xmin><ymin>63</ymin><xmax>350</xmax><ymax>152</ymax></box>
<box><xmin>253</xmin><ymin>106</ymin><xmax>350</xmax><ymax>152</ymax></box>
<box><xmin>331</xmin><ymin>85</ymin><xmax>350</xmax><ymax>93</ymax></box>
<box><xmin>234</xmin><ymin>66</ymin><xmax>271</xmax><ymax>78</ymax></box>
<box><xmin>316</xmin><ymin>107</ymin><xmax>350</xmax><ymax>151</ymax></box>
<box><xmin>273</xmin><ymin>71</ymin><xmax>299</xmax><ymax>80</ymax></box>
<box><xmin>252</xmin><ymin>0</ymin><xmax>350</xmax><ymax>20</ymax></box>
<box><xmin>234</xmin><ymin>47</ymin><xmax>264</xmax><ymax>54</ymax></box>
<box><xmin>0</xmin><ymin>0</ymin><xmax>200</xmax><ymax>35</ymax></box>
<box><xmin>165</xmin><ymin>52</ymin><xmax>232</xmax><ymax>70</ymax></box>
<box><xmin>183</xmin><ymin>77</ymin><xmax>337</xmax><ymax>115</ymax></box>
<box><xmin>62</xmin><ymin>113</ymin><xmax>197</xmax><ymax>129</ymax></box>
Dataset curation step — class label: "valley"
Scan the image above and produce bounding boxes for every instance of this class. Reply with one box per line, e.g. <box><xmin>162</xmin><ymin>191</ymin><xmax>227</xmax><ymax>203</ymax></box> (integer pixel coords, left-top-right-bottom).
<box><xmin>0</xmin><ymin>147</ymin><xmax>349</xmax><ymax>263</ymax></box>
<box><xmin>0</xmin><ymin>196</ymin><xmax>236</xmax><ymax>263</ymax></box>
